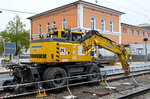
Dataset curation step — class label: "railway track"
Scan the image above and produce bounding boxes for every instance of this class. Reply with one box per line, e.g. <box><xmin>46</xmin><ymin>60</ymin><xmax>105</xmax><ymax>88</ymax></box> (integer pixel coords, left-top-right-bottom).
<box><xmin>107</xmin><ymin>70</ymin><xmax>150</xmax><ymax>81</ymax></box>
<box><xmin>0</xmin><ymin>69</ymin><xmax>150</xmax><ymax>99</ymax></box>
<box><xmin>118</xmin><ymin>87</ymin><xmax>150</xmax><ymax>99</ymax></box>
<box><xmin>0</xmin><ymin>63</ymin><xmax>150</xmax><ymax>99</ymax></box>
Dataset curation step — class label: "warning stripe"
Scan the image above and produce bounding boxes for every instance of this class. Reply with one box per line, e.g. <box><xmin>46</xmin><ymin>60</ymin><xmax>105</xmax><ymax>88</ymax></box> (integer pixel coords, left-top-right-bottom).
<box><xmin>56</xmin><ymin>42</ymin><xmax>60</xmax><ymax>62</ymax></box>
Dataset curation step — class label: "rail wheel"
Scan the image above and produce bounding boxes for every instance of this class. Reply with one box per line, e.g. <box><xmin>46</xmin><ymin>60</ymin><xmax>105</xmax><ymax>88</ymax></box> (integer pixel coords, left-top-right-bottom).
<box><xmin>88</xmin><ymin>65</ymin><xmax>100</xmax><ymax>82</ymax></box>
<box><xmin>2</xmin><ymin>80</ymin><xmax>11</xmax><ymax>91</ymax></box>
<box><xmin>43</xmin><ymin>67</ymin><xmax>67</xmax><ymax>88</ymax></box>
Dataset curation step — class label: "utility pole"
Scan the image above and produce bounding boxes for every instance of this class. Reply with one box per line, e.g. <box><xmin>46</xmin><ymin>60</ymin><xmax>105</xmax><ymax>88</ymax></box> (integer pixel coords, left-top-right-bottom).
<box><xmin>143</xmin><ymin>38</ymin><xmax>148</xmax><ymax>63</ymax></box>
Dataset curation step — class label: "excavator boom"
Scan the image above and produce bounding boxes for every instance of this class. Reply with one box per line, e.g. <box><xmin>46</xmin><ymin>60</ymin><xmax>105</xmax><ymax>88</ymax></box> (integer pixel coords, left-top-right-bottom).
<box><xmin>80</xmin><ymin>30</ymin><xmax>130</xmax><ymax>75</ymax></box>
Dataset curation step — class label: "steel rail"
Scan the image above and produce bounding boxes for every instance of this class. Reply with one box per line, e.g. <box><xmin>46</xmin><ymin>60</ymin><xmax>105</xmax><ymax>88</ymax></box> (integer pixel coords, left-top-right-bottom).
<box><xmin>107</xmin><ymin>70</ymin><xmax>150</xmax><ymax>81</ymax></box>
<box><xmin>1</xmin><ymin>69</ymin><xmax>150</xmax><ymax>98</ymax></box>
<box><xmin>118</xmin><ymin>87</ymin><xmax>150</xmax><ymax>99</ymax></box>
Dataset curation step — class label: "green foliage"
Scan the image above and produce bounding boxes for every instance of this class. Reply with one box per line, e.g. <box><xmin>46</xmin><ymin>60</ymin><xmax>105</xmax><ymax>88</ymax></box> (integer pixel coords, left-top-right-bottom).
<box><xmin>0</xmin><ymin>15</ymin><xmax>30</xmax><ymax>55</ymax></box>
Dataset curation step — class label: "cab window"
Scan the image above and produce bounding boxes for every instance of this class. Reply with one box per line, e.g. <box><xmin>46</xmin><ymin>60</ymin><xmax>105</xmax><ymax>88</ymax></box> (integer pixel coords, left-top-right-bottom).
<box><xmin>72</xmin><ymin>33</ymin><xmax>82</xmax><ymax>41</ymax></box>
<box><xmin>53</xmin><ymin>31</ymin><xmax>58</xmax><ymax>37</ymax></box>
<box><xmin>61</xmin><ymin>31</ymin><xmax>65</xmax><ymax>38</ymax></box>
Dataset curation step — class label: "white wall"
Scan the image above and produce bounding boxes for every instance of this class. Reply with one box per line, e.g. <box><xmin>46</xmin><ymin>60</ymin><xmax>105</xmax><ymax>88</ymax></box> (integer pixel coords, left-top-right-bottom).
<box><xmin>99</xmin><ymin>48</ymin><xmax>115</xmax><ymax>56</ymax></box>
<box><xmin>129</xmin><ymin>44</ymin><xmax>150</xmax><ymax>55</ymax></box>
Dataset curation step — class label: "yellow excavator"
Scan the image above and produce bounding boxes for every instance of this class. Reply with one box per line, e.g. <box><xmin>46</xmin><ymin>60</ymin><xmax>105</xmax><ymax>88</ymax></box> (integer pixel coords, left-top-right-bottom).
<box><xmin>3</xmin><ymin>30</ymin><xmax>130</xmax><ymax>93</ymax></box>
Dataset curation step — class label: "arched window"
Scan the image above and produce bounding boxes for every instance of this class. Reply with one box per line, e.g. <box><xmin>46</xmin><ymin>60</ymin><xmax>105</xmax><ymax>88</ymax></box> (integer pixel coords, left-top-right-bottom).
<box><xmin>147</xmin><ymin>33</ymin><xmax>150</xmax><ymax>37</ymax></box>
<box><xmin>52</xmin><ymin>21</ymin><xmax>56</xmax><ymax>29</ymax></box>
<box><xmin>101</xmin><ymin>19</ymin><xmax>105</xmax><ymax>31</ymax></box>
<box><xmin>39</xmin><ymin>24</ymin><xmax>42</xmax><ymax>35</ymax></box>
<box><xmin>91</xmin><ymin>17</ymin><xmax>95</xmax><ymax>30</ymax></box>
<box><xmin>142</xmin><ymin>32</ymin><xmax>145</xmax><ymax>37</ymax></box>
<box><xmin>46</xmin><ymin>22</ymin><xmax>50</xmax><ymax>33</ymax></box>
<box><xmin>130</xmin><ymin>29</ymin><xmax>134</xmax><ymax>35</ymax></box>
<box><xmin>109</xmin><ymin>21</ymin><xmax>113</xmax><ymax>32</ymax></box>
<box><xmin>62</xmin><ymin>18</ymin><xmax>67</xmax><ymax>30</ymax></box>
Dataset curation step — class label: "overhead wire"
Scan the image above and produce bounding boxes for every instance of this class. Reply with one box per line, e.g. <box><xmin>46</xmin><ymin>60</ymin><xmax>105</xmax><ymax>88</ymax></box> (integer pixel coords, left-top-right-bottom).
<box><xmin>0</xmin><ymin>8</ymin><xmax>37</xmax><ymax>14</ymax></box>
<box><xmin>125</xmin><ymin>0</ymin><xmax>150</xmax><ymax>12</ymax></box>
<box><xmin>0</xmin><ymin>8</ymin><xmax>78</xmax><ymax>16</ymax></box>
<box><xmin>102</xmin><ymin>0</ymin><xmax>150</xmax><ymax>18</ymax></box>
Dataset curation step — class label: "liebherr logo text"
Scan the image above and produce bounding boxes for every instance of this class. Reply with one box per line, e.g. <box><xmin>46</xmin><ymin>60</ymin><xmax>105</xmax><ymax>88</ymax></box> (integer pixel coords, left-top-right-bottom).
<box><xmin>31</xmin><ymin>45</ymin><xmax>42</xmax><ymax>49</ymax></box>
<box><xmin>30</xmin><ymin>54</ymin><xmax>47</xmax><ymax>58</ymax></box>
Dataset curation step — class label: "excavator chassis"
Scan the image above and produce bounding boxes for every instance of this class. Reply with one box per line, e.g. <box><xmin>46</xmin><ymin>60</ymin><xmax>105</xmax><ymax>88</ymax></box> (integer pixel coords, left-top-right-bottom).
<box><xmin>3</xmin><ymin>62</ymin><xmax>102</xmax><ymax>93</ymax></box>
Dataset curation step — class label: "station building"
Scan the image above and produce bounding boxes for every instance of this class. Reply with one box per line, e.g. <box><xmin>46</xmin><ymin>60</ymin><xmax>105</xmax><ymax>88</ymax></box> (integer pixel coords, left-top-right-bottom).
<box><xmin>28</xmin><ymin>0</ymin><xmax>124</xmax><ymax>44</ymax></box>
<box><xmin>28</xmin><ymin>0</ymin><xmax>150</xmax><ymax>58</ymax></box>
<box><xmin>121</xmin><ymin>23</ymin><xmax>150</xmax><ymax>44</ymax></box>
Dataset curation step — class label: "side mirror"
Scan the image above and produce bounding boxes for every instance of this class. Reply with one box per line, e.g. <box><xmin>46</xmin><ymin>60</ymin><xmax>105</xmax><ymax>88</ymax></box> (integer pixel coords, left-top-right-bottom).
<box><xmin>48</xmin><ymin>29</ymin><xmax>50</xmax><ymax>33</ymax></box>
<box><xmin>41</xmin><ymin>35</ymin><xmax>44</xmax><ymax>39</ymax></box>
<box><xmin>46</xmin><ymin>33</ymin><xmax>49</xmax><ymax>38</ymax></box>
<box><xmin>39</xmin><ymin>35</ymin><xmax>42</xmax><ymax>39</ymax></box>
<box><xmin>68</xmin><ymin>29</ymin><xmax>71</xmax><ymax>41</ymax></box>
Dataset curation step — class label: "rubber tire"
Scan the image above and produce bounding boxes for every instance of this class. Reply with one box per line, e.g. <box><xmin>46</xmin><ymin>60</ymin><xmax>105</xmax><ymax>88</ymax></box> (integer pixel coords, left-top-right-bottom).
<box><xmin>2</xmin><ymin>80</ymin><xmax>11</xmax><ymax>91</ymax></box>
<box><xmin>14</xmin><ymin>85</ymin><xmax>26</xmax><ymax>93</ymax></box>
<box><xmin>43</xmin><ymin>67</ymin><xmax>67</xmax><ymax>88</ymax></box>
<box><xmin>88</xmin><ymin>65</ymin><xmax>100</xmax><ymax>82</ymax></box>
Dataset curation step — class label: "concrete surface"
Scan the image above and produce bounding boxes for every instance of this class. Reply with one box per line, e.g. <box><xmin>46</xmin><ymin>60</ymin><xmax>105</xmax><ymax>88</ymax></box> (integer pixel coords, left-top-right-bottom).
<box><xmin>101</xmin><ymin>62</ymin><xmax>150</xmax><ymax>75</ymax></box>
<box><xmin>0</xmin><ymin>66</ymin><xmax>9</xmax><ymax>74</ymax></box>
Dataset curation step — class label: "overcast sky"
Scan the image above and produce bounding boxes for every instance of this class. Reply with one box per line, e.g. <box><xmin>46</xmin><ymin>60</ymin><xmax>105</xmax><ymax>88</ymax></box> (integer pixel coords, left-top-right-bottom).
<box><xmin>0</xmin><ymin>0</ymin><xmax>150</xmax><ymax>31</ymax></box>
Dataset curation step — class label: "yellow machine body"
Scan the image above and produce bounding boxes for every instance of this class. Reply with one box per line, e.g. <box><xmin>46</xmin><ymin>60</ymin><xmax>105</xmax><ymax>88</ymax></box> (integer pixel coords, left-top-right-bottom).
<box><xmin>30</xmin><ymin>30</ymin><xmax>130</xmax><ymax>75</ymax></box>
<box><xmin>30</xmin><ymin>42</ymin><xmax>91</xmax><ymax>63</ymax></box>
<box><xmin>30</xmin><ymin>30</ymin><xmax>91</xmax><ymax>63</ymax></box>
<box><xmin>5</xmin><ymin>30</ymin><xmax>130</xmax><ymax>93</ymax></box>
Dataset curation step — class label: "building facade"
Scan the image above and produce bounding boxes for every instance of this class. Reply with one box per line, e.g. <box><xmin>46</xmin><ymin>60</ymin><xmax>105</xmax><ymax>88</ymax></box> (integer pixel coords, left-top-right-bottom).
<box><xmin>129</xmin><ymin>44</ymin><xmax>150</xmax><ymax>61</ymax></box>
<box><xmin>28</xmin><ymin>0</ymin><xmax>124</xmax><ymax>44</ymax></box>
<box><xmin>121</xmin><ymin>23</ymin><xmax>150</xmax><ymax>44</ymax></box>
<box><xmin>28</xmin><ymin>0</ymin><xmax>150</xmax><ymax>58</ymax></box>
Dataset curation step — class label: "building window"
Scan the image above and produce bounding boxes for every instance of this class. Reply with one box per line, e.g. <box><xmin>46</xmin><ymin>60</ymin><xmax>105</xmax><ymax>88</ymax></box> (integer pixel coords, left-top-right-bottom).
<box><xmin>136</xmin><ymin>31</ymin><xmax>139</xmax><ymax>36</ymax></box>
<box><xmin>62</xmin><ymin>18</ymin><xmax>67</xmax><ymax>30</ymax></box>
<box><xmin>46</xmin><ymin>22</ymin><xmax>50</xmax><ymax>33</ymax></box>
<box><xmin>147</xmin><ymin>33</ymin><xmax>149</xmax><ymax>37</ymax></box>
<box><xmin>123</xmin><ymin>28</ymin><xmax>125</xmax><ymax>33</ymax></box>
<box><xmin>130</xmin><ymin>29</ymin><xmax>133</xmax><ymax>35</ymax></box>
<box><xmin>52</xmin><ymin>21</ymin><xmax>56</xmax><ymax>29</ymax></box>
<box><xmin>123</xmin><ymin>28</ymin><xmax>127</xmax><ymax>33</ymax></box>
<box><xmin>101</xmin><ymin>19</ymin><xmax>105</xmax><ymax>31</ymax></box>
<box><xmin>137</xmin><ymin>48</ymin><xmax>143</xmax><ymax>55</ymax></box>
<box><xmin>91</xmin><ymin>17</ymin><xmax>95</xmax><ymax>30</ymax></box>
<box><xmin>142</xmin><ymin>32</ymin><xmax>145</xmax><ymax>37</ymax></box>
<box><xmin>109</xmin><ymin>21</ymin><xmax>113</xmax><ymax>32</ymax></box>
<box><xmin>39</xmin><ymin>24</ymin><xmax>42</xmax><ymax>35</ymax></box>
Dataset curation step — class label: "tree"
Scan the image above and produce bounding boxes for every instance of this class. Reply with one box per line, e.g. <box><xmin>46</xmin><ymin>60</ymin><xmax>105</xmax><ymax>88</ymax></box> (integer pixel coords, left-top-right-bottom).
<box><xmin>0</xmin><ymin>15</ymin><xmax>30</xmax><ymax>55</ymax></box>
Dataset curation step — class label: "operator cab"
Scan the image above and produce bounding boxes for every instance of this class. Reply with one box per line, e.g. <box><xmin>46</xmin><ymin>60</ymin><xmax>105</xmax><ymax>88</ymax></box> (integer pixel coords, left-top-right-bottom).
<box><xmin>71</xmin><ymin>32</ymin><xmax>82</xmax><ymax>41</ymax></box>
<box><xmin>49</xmin><ymin>30</ymin><xmax>82</xmax><ymax>42</ymax></box>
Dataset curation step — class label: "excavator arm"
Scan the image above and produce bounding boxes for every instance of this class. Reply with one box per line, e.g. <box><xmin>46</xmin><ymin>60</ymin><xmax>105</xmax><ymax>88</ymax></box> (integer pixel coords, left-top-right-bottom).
<box><xmin>80</xmin><ymin>30</ymin><xmax>130</xmax><ymax>75</ymax></box>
